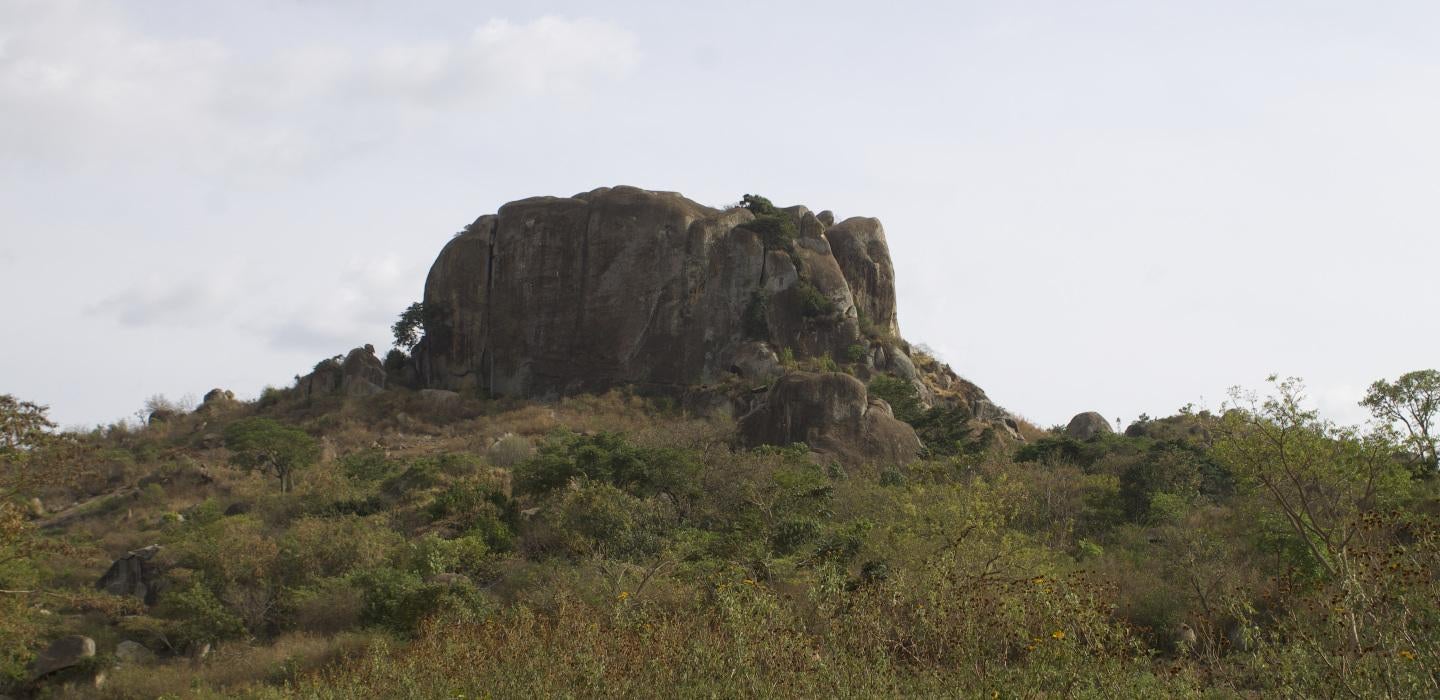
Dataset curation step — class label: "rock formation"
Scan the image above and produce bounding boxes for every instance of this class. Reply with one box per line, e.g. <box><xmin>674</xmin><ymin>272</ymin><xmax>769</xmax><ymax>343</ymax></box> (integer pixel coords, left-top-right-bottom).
<box><xmin>416</xmin><ymin>186</ymin><xmax>899</xmax><ymax>395</ymax></box>
<box><xmin>405</xmin><ymin>186</ymin><xmax>1010</xmax><ymax>463</ymax></box>
<box><xmin>95</xmin><ymin>544</ymin><xmax>162</xmax><ymax>605</ymax></box>
<box><xmin>738</xmin><ymin>372</ymin><xmax>922</xmax><ymax>465</ymax></box>
<box><xmin>28</xmin><ymin>635</ymin><xmax>95</xmax><ymax>681</ymax></box>
<box><xmin>1065</xmin><ymin>412</ymin><xmax>1114</xmax><ymax>440</ymax></box>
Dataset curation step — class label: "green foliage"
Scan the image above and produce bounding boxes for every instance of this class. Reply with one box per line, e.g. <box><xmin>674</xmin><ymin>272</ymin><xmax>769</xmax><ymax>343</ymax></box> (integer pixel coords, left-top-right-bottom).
<box><xmin>224</xmin><ymin>417</ymin><xmax>320</xmax><ymax>492</ymax></box>
<box><xmin>391</xmin><ymin>302</ymin><xmax>426</xmax><ymax>351</ymax></box>
<box><xmin>156</xmin><ymin>582</ymin><xmax>247</xmax><ymax>647</ymax></box>
<box><xmin>340</xmin><ymin>449</ymin><xmax>401</xmax><ymax>483</ymax></box>
<box><xmin>0</xmin><ymin>394</ymin><xmax>55</xmax><ymax>451</ymax></box>
<box><xmin>1215</xmin><ymin>376</ymin><xmax>1412</xmax><ymax>578</ymax></box>
<box><xmin>844</xmin><ymin>343</ymin><xmax>867</xmax><ymax>364</ymax></box>
<box><xmin>794</xmin><ymin>280</ymin><xmax>834</xmax><ymax>318</ymax></box>
<box><xmin>868</xmin><ymin>375</ymin><xmax>925</xmax><ymax>424</ymax></box>
<box><xmin>514</xmin><ymin>432</ymin><xmax>701</xmax><ymax>506</ymax></box>
<box><xmin>815</xmin><ymin>353</ymin><xmax>838</xmax><ymax>373</ymax></box>
<box><xmin>1361</xmin><ymin>368</ymin><xmax>1439</xmax><ymax>476</ymax></box>
<box><xmin>740</xmin><ymin>193</ymin><xmax>777</xmax><ymax>215</ymax></box>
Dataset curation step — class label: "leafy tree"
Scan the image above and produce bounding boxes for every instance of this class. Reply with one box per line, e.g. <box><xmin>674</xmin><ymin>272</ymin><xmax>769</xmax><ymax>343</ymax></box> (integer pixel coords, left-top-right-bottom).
<box><xmin>391</xmin><ymin>302</ymin><xmax>426</xmax><ymax>351</ymax></box>
<box><xmin>0</xmin><ymin>394</ymin><xmax>54</xmax><ymax>452</ymax></box>
<box><xmin>223</xmin><ymin>418</ymin><xmax>320</xmax><ymax>493</ymax></box>
<box><xmin>1214</xmin><ymin>376</ymin><xmax>1409</xmax><ymax>579</ymax></box>
<box><xmin>1361</xmin><ymin>369</ymin><xmax>1439</xmax><ymax>476</ymax></box>
<box><xmin>867</xmin><ymin>376</ymin><xmax>925</xmax><ymax>424</ymax></box>
<box><xmin>514</xmin><ymin>432</ymin><xmax>701</xmax><ymax>508</ymax></box>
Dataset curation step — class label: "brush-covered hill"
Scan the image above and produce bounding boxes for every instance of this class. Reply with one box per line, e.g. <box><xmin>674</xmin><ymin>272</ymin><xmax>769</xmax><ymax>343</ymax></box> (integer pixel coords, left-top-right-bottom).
<box><xmin>1</xmin><ymin>190</ymin><xmax>1437</xmax><ymax>698</ymax></box>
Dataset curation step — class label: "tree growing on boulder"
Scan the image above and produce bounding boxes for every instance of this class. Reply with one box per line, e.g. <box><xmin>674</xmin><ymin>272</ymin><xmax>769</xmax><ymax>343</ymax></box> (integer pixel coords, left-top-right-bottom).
<box><xmin>223</xmin><ymin>418</ymin><xmax>320</xmax><ymax>493</ymax></box>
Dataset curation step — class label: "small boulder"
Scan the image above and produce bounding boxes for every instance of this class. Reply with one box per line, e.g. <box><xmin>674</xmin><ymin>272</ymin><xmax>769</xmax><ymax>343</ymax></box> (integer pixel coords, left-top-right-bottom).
<box><xmin>95</xmin><ymin>544</ymin><xmax>162</xmax><ymax>605</ymax></box>
<box><xmin>223</xmin><ymin>501</ymin><xmax>251</xmax><ymax>517</ymax></box>
<box><xmin>816</xmin><ymin>210</ymin><xmax>836</xmax><ymax>226</ymax></box>
<box><xmin>27</xmin><ymin>497</ymin><xmax>44</xmax><ymax>518</ymax></box>
<box><xmin>114</xmin><ymin>640</ymin><xmax>155</xmax><ymax>666</ymax></box>
<box><xmin>1065</xmin><ymin>412</ymin><xmax>1114</xmax><ymax>440</ymax></box>
<box><xmin>28</xmin><ymin>635</ymin><xmax>95</xmax><ymax>680</ymax></box>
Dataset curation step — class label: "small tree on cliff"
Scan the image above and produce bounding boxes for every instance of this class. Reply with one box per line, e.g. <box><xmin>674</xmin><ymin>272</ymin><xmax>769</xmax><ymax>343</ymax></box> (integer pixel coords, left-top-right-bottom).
<box><xmin>223</xmin><ymin>418</ymin><xmax>320</xmax><ymax>493</ymax></box>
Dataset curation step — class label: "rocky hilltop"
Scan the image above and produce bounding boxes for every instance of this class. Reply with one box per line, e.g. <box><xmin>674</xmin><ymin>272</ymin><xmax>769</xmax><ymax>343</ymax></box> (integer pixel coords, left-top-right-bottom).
<box><xmin>394</xmin><ymin>186</ymin><xmax>1015</xmax><ymax>463</ymax></box>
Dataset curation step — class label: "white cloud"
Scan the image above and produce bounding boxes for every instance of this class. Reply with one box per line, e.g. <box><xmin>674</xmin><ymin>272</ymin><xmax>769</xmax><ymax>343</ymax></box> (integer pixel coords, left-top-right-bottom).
<box><xmin>0</xmin><ymin>2</ymin><xmax>639</xmax><ymax>174</ymax></box>
<box><xmin>87</xmin><ymin>253</ymin><xmax>426</xmax><ymax>355</ymax></box>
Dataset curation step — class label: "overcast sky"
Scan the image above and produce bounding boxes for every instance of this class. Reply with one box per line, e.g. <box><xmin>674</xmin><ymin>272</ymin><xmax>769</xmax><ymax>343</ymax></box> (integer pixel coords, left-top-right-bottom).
<box><xmin>2</xmin><ymin>0</ymin><xmax>1437</xmax><ymax>430</ymax></box>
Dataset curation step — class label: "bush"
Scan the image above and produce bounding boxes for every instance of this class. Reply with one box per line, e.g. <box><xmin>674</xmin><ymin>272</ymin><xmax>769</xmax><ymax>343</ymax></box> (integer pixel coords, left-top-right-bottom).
<box><xmin>514</xmin><ymin>432</ymin><xmax>701</xmax><ymax>506</ymax></box>
<box><xmin>794</xmin><ymin>281</ymin><xmax>833</xmax><ymax>318</ymax></box>
<box><xmin>487</xmin><ymin>434</ymin><xmax>533</xmax><ymax>468</ymax></box>
<box><xmin>868</xmin><ymin>375</ymin><xmax>925</xmax><ymax>424</ymax></box>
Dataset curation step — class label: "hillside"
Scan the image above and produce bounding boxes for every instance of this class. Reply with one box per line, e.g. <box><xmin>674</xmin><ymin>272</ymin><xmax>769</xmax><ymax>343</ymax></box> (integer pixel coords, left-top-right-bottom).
<box><xmin>0</xmin><ymin>190</ymin><xmax>1437</xmax><ymax>698</ymax></box>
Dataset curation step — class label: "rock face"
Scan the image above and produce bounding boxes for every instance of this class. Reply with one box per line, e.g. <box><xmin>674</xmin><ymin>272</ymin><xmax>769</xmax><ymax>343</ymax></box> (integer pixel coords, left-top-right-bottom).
<box><xmin>1065</xmin><ymin>412</ymin><xmax>1114</xmax><ymax>440</ymax></box>
<box><xmin>341</xmin><ymin>345</ymin><xmax>386</xmax><ymax>396</ymax></box>
<box><xmin>297</xmin><ymin>346</ymin><xmax>386</xmax><ymax>398</ymax></box>
<box><xmin>95</xmin><ymin>544</ymin><xmax>162</xmax><ymax>605</ymax></box>
<box><xmin>738</xmin><ymin>372</ymin><xmax>922</xmax><ymax>465</ymax></box>
<box><xmin>417</xmin><ymin>187</ymin><xmax>877</xmax><ymax>396</ymax></box>
<box><xmin>413</xmin><ymin>186</ymin><xmax>1013</xmax><ymax>463</ymax></box>
<box><xmin>29</xmin><ymin>635</ymin><xmax>94</xmax><ymax>680</ymax></box>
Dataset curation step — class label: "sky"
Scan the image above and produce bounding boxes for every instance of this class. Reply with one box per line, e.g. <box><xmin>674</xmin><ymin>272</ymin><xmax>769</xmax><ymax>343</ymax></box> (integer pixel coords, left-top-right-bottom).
<box><xmin>1</xmin><ymin>0</ymin><xmax>1437</xmax><ymax>430</ymax></box>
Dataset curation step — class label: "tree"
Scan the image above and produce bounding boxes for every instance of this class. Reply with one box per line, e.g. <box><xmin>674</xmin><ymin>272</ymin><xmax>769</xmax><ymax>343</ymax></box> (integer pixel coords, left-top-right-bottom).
<box><xmin>223</xmin><ymin>418</ymin><xmax>320</xmax><ymax>493</ymax></box>
<box><xmin>1213</xmin><ymin>376</ymin><xmax>1408</xmax><ymax>580</ymax></box>
<box><xmin>391</xmin><ymin>302</ymin><xmax>426</xmax><ymax>351</ymax></box>
<box><xmin>1360</xmin><ymin>369</ymin><xmax>1439</xmax><ymax>477</ymax></box>
<box><xmin>0</xmin><ymin>394</ymin><xmax>55</xmax><ymax>452</ymax></box>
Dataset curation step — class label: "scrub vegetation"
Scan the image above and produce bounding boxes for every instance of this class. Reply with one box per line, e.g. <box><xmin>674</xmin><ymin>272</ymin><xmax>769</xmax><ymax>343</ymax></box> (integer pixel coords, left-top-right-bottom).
<box><xmin>1</xmin><ymin>370</ymin><xmax>1437</xmax><ymax>698</ymax></box>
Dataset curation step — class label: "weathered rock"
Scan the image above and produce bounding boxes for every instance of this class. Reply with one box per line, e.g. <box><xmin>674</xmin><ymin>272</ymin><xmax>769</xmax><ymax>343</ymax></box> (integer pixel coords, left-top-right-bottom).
<box><xmin>195</xmin><ymin>388</ymin><xmax>237</xmax><ymax>416</ymax></box>
<box><xmin>1065</xmin><ymin>412</ymin><xmax>1114</xmax><ymax>440</ymax></box>
<box><xmin>223</xmin><ymin>501</ymin><xmax>251</xmax><ymax>517</ymax></box>
<box><xmin>738</xmin><ymin>372</ymin><xmax>922</xmax><ymax>465</ymax></box>
<box><xmin>114</xmin><ymin>640</ymin><xmax>156</xmax><ymax>666</ymax></box>
<box><xmin>95</xmin><ymin>544</ymin><xmax>162</xmax><ymax>605</ymax></box>
<box><xmin>416</xmin><ymin>186</ymin><xmax>891</xmax><ymax>399</ymax></box>
<box><xmin>28</xmin><ymin>635</ymin><xmax>94</xmax><ymax>680</ymax></box>
<box><xmin>147</xmin><ymin>408</ymin><xmax>177</xmax><ymax>425</ymax></box>
<box><xmin>342</xmin><ymin>345</ymin><xmax>387</xmax><ymax>396</ymax></box>
<box><xmin>816</xmin><ymin>210</ymin><xmax>836</xmax><ymax>226</ymax></box>
<box><xmin>730</xmin><ymin>341</ymin><xmax>783</xmax><ymax>382</ymax></box>
<box><xmin>28</xmin><ymin>497</ymin><xmax>44</xmax><ymax>518</ymax></box>
<box><xmin>827</xmin><ymin>217</ymin><xmax>899</xmax><ymax>338</ymax></box>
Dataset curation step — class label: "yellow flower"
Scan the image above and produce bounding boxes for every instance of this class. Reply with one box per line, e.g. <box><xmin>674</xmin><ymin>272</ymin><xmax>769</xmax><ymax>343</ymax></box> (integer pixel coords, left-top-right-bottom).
<box><xmin>616</xmin><ymin>591</ymin><xmax>630</xmax><ymax>601</ymax></box>
<box><xmin>743</xmin><ymin>578</ymin><xmax>756</xmax><ymax>586</ymax></box>
<box><xmin>1052</xmin><ymin>630</ymin><xmax>1066</xmax><ymax>640</ymax></box>
<box><xmin>1399</xmin><ymin>650</ymin><xmax>1416</xmax><ymax>661</ymax></box>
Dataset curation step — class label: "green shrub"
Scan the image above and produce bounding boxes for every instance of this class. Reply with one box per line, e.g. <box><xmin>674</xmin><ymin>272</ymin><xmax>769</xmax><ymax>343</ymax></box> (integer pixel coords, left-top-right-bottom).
<box><xmin>155</xmin><ymin>583</ymin><xmax>246</xmax><ymax>648</ymax></box>
<box><xmin>513</xmin><ymin>432</ymin><xmax>701</xmax><ymax>506</ymax></box>
<box><xmin>868</xmin><ymin>375</ymin><xmax>925</xmax><ymax>424</ymax></box>
<box><xmin>341</xmin><ymin>449</ymin><xmax>400</xmax><ymax>482</ymax></box>
<box><xmin>844</xmin><ymin>344</ymin><xmax>867</xmax><ymax>364</ymax></box>
<box><xmin>794</xmin><ymin>281</ymin><xmax>833</xmax><ymax>318</ymax></box>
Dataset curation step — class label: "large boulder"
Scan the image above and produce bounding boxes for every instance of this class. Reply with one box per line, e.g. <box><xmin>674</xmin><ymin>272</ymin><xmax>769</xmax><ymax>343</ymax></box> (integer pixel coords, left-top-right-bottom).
<box><xmin>28</xmin><ymin>635</ymin><xmax>94</xmax><ymax>680</ymax></box>
<box><xmin>95</xmin><ymin>544</ymin><xmax>162</xmax><ymax>605</ymax></box>
<box><xmin>1065</xmin><ymin>412</ymin><xmax>1114</xmax><ymax>440</ymax></box>
<box><xmin>826</xmin><ymin>217</ymin><xmax>899</xmax><ymax>337</ymax></box>
<box><xmin>415</xmin><ymin>186</ymin><xmax>894</xmax><ymax>397</ymax></box>
<box><xmin>738</xmin><ymin>372</ymin><xmax>922</xmax><ymax>465</ymax></box>
<box><xmin>341</xmin><ymin>345</ymin><xmax>386</xmax><ymax>396</ymax></box>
